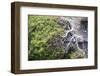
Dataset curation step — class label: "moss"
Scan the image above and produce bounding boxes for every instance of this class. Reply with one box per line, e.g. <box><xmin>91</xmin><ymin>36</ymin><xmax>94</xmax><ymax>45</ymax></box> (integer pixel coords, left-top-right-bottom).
<box><xmin>28</xmin><ymin>15</ymin><xmax>64</xmax><ymax>60</ymax></box>
<box><xmin>66</xmin><ymin>48</ymin><xmax>85</xmax><ymax>59</ymax></box>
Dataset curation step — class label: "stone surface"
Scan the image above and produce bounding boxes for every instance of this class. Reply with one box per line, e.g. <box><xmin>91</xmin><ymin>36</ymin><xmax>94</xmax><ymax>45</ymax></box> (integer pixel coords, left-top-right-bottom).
<box><xmin>53</xmin><ymin>16</ymin><xmax>88</xmax><ymax>58</ymax></box>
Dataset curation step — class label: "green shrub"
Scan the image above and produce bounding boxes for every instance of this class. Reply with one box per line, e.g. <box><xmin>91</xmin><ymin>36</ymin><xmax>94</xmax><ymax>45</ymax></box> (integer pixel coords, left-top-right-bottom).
<box><xmin>28</xmin><ymin>15</ymin><xmax>64</xmax><ymax>60</ymax></box>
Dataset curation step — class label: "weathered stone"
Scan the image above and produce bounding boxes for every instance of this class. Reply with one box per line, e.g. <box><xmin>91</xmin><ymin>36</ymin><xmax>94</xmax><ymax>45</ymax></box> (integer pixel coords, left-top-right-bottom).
<box><xmin>48</xmin><ymin>16</ymin><xmax>88</xmax><ymax>58</ymax></box>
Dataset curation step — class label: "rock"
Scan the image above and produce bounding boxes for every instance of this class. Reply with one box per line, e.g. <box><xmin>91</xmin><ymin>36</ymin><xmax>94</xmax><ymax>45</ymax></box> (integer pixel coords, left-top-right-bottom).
<box><xmin>47</xmin><ymin>16</ymin><xmax>88</xmax><ymax>59</ymax></box>
<box><xmin>56</xmin><ymin>17</ymin><xmax>72</xmax><ymax>30</ymax></box>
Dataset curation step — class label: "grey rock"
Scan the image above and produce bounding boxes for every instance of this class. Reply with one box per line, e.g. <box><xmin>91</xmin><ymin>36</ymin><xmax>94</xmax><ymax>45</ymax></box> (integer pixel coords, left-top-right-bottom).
<box><xmin>48</xmin><ymin>16</ymin><xmax>88</xmax><ymax>58</ymax></box>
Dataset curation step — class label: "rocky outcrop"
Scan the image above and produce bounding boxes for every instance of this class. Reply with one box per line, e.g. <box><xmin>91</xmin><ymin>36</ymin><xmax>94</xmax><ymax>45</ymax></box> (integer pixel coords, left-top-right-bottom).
<box><xmin>48</xmin><ymin>16</ymin><xmax>88</xmax><ymax>59</ymax></box>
